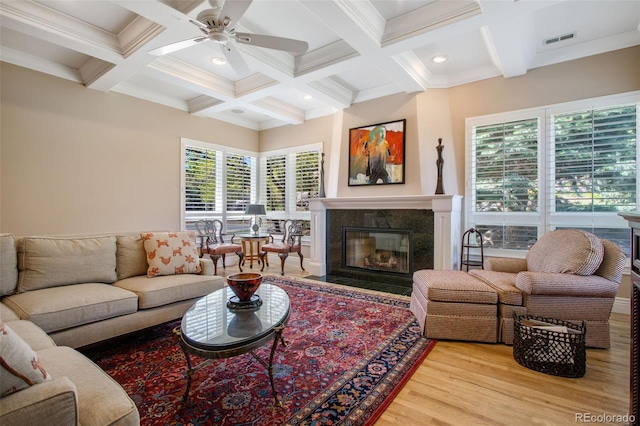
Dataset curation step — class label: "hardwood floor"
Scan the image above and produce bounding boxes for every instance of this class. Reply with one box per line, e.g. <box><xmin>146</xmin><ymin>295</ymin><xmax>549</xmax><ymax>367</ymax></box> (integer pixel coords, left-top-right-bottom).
<box><xmin>218</xmin><ymin>261</ymin><xmax>631</xmax><ymax>426</ymax></box>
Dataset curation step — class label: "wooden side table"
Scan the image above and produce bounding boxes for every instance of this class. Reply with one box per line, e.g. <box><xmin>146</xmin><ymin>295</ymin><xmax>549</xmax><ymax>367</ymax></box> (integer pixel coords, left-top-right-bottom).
<box><xmin>239</xmin><ymin>233</ymin><xmax>270</xmax><ymax>269</ymax></box>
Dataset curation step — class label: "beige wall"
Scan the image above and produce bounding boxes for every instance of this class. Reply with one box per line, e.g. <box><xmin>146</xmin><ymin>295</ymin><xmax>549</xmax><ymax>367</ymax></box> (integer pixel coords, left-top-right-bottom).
<box><xmin>261</xmin><ymin>91</ymin><xmax>460</xmax><ymax>198</ymax></box>
<box><xmin>2</xmin><ymin>47</ymin><xmax>639</xmax><ymax>300</ymax></box>
<box><xmin>0</xmin><ymin>63</ymin><xmax>258</xmax><ymax>236</ymax></box>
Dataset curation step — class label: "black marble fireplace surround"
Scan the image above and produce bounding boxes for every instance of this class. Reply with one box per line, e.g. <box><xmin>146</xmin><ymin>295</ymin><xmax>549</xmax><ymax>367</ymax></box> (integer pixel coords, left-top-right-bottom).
<box><xmin>327</xmin><ymin>209</ymin><xmax>434</xmax><ymax>287</ymax></box>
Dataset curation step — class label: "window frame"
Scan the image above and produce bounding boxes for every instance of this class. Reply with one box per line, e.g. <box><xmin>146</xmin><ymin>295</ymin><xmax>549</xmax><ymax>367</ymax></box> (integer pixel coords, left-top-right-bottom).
<box><xmin>180</xmin><ymin>138</ymin><xmax>258</xmax><ymax>229</ymax></box>
<box><xmin>465</xmin><ymin>91</ymin><xmax>640</xmax><ymax>258</ymax></box>
<box><xmin>259</xmin><ymin>142</ymin><xmax>322</xmax><ymax>222</ymax></box>
<box><xmin>181</xmin><ymin>139</ymin><xmax>322</xmax><ymax>238</ymax></box>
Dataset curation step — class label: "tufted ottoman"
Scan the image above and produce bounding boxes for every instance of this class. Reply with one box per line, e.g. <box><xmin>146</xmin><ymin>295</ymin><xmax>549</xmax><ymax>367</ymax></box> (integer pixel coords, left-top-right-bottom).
<box><xmin>410</xmin><ymin>270</ymin><xmax>499</xmax><ymax>343</ymax></box>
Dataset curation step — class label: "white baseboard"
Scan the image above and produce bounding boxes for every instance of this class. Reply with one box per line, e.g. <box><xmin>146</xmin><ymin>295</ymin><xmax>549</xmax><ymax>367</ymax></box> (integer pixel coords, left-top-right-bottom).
<box><xmin>613</xmin><ymin>297</ymin><xmax>630</xmax><ymax>315</ymax></box>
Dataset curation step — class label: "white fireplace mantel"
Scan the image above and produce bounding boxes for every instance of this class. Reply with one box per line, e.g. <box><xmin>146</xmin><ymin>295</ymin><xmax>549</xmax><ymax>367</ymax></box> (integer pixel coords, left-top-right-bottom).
<box><xmin>308</xmin><ymin>195</ymin><xmax>463</xmax><ymax>276</ymax></box>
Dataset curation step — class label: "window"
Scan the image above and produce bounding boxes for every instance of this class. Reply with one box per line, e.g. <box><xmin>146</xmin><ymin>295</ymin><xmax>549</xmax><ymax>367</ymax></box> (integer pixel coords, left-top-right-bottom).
<box><xmin>260</xmin><ymin>143</ymin><xmax>322</xmax><ymax>234</ymax></box>
<box><xmin>466</xmin><ymin>92</ymin><xmax>639</xmax><ymax>256</ymax></box>
<box><xmin>182</xmin><ymin>139</ymin><xmax>321</xmax><ymax>236</ymax></box>
<box><xmin>181</xmin><ymin>139</ymin><xmax>257</xmax><ymax>229</ymax></box>
<box><xmin>265</xmin><ymin>154</ymin><xmax>286</xmax><ymax>211</ymax></box>
<box><xmin>226</xmin><ymin>152</ymin><xmax>253</xmax><ymax>213</ymax></box>
<box><xmin>296</xmin><ymin>150</ymin><xmax>320</xmax><ymax>211</ymax></box>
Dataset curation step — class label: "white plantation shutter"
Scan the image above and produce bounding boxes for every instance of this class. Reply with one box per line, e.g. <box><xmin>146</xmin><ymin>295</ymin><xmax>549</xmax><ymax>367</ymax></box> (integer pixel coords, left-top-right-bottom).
<box><xmin>469</xmin><ymin>115</ymin><xmax>541</xmax><ymax>250</ymax></box>
<box><xmin>547</xmin><ymin>102</ymin><xmax>637</xmax><ymax>253</ymax></box>
<box><xmin>264</xmin><ymin>154</ymin><xmax>287</xmax><ymax>211</ymax></box>
<box><xmin>183</xmin><ymin>144</ymin><xmax>222</xmax><ymax>219</ymax></box>
<box><xmin>226</xmin><ymin>153</ymin><xmax>256</xmax><ymax>212</ymax></box>
<box><xmin>551</xmin><ymin>104</ymin><xmax>637</xmax><ymax>213</ymax></box>
<box><xmin>473</xmin><ymin>118</ymin><xmax>539</xmax><ymax>213</ymax></box>
<box><xmin>295</xmin><ymin>150</ymin><xmax>320</xmax><ymax>211</ymax></box>
<box><xmin>259</xmin><ymin>143</ymin><xmax>322</xmax><ymax>232</ymax></box>
<box><xmin>181</xmin><ymin>139</ymin><xmax>257</xmax><ymax>227</ymax></box>
<box><xmin>466</xmin><ymin>92</ymin><xmax>639</xmax><ymax>256</ymax></box>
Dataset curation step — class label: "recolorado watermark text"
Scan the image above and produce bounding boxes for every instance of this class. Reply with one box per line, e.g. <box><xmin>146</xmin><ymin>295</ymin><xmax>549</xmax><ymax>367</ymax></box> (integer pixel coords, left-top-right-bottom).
<box><xmin>575</xmin><ymin>412</ymin><xmax>635</xmax><ymax>423</ymax></box>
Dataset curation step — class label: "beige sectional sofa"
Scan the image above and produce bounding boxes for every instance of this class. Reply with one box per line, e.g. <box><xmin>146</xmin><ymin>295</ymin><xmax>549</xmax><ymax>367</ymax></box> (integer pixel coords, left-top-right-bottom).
<box><xmin>0</xmin><ymin>231</ymin><xmax>225</xmax><ymax>426</ymax></box>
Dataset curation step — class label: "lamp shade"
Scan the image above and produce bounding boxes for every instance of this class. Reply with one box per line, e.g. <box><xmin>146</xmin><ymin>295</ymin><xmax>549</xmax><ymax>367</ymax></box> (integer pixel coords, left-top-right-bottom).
<box><xmin>245</xmin><ymin>204</ymin><xmax>266</xmax><ymax>215</ymax></box>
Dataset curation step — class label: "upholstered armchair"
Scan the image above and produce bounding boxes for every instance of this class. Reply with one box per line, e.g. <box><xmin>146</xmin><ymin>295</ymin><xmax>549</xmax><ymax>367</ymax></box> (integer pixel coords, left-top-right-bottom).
<box><xmin>259</xmin><ymin>219</ymin><xmax>305</xmax><ymax>276</ymax></box>
<box><xmin>469</xmin><ymin>229</ymin><xmax>626</xmax><ymax>348</ymax></box>
<box><xmin>195</xmin><ymin>219</ymin><xmax>244</xmax><ymax>275</ymax></box>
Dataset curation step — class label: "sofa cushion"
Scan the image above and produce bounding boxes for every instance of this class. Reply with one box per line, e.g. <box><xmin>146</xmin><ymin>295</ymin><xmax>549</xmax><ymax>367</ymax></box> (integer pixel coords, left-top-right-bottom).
<box><xmin>593</xmin><ymin>239</ymin><xmax>626</xmax><ymax>283</ymax></box>
<box><xmin>142</xmin><ymin>231</ymin><xmax>202</xmax><ymax>277</ymax></box>
<box><xmin>114</xmin><ymin>274</ymin><xmax>224</xmax><ymax>309</ymax></box>
<box><xmin>116</xmin><ymin>233</ymin><xmax>148</xmax><ymax>280</ymax></box>
<box><xmin>0</xmin><ymin>321</ymin><xmax>52</xmax><ymax>397</ymax></box>
<box><xmin>469</xmin><ymin>270</ymin><xmax>523</xmax><ymax>306</ymax></box>
<box><xmin>37</xmin><ymin>346</ymin><xmax>139</xmax><ymax>425</ymax></box>
<box><xmin>2</xmin><ymin>284</ymin><xmax>138</xmax><ymax>334</ymax></box>
<box><xmin>0</xmin><ymin>302</ymin><xmax>20</xmax><ymax>322</ymax></box>
<box><xmin>2</xmin><ymin>320</ymin><xmax>56</xmax><ymax>351</ymax></box>
<box><xmin>17</xmin><ymin>236</ymin><xmax>117</xmax><ymax>292</ymax></box>
<box><xmin>0</xmin><ymin>233</ymin><xmax>18</xmax><ymax>296</ymax></box>
<box><xmin>526</xmin><ymin>229</ymin><xmax>604</xmax><ymax>276</ymax></box>
<box><xmin>413</xmin><ymin>270</ymin><xmax>498</xmax><ymax>304</ymax></box>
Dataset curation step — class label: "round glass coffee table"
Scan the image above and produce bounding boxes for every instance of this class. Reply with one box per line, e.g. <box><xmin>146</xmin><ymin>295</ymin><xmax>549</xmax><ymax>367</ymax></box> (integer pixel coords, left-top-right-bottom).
<box><xmin>175</xmin><ymin>283</ymin><xmax>290</xmax><ymax>407</ymax></box>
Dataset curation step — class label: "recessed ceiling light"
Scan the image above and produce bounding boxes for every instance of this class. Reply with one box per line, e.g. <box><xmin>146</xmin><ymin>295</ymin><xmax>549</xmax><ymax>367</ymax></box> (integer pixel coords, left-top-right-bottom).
<box><xmin>231</xmin><ymin>109</ymin><xmax>244</xmax><ymax>114</ymax></box>
<box><xmin>432</xmin><ymin>55</ymin><xmax>448</xmax><ymax>63</ymax></box>
<box><xmin>211</xmin><ymin>57</ymin><xmax>227</xmax><ymax>65</ymax></box>
<box><xmin>303</xmin><ymin>94</ymin><xmax>313</xmax><ymax>100</ymax></box>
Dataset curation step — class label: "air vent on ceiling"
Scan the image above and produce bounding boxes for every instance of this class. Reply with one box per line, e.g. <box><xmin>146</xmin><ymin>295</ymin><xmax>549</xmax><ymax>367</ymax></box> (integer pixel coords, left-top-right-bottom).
<box><xmin>544</xmin><ymin>32</ymin><xmax>576</xmax><ymax>45</ymax></box>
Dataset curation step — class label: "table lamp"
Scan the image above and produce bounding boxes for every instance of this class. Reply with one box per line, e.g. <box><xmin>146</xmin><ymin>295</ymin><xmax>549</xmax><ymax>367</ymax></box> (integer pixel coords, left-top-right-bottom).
<box><xmin>245</xmin><ymin>204</ymin><xmax>266</xmax><ymax>234</ymax></box>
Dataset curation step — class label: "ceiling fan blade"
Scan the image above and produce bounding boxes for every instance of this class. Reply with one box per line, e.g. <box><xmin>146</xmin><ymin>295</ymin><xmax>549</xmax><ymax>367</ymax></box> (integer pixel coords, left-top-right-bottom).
<box><xmin>235</xmin><ymin>32</ymin><xmax>308</xmax><ymax>54</ymax></box>
<box><xmin>220</xmin><ymin>43</ymin><xmax>251</xmax><ymax>76</ymax></box>
<box><xmin>189</xmin><ymin>18</ymin><xmax>209</xmax><ymax>31</ymax></box>
<box><xmin>219</xmin><ymin>0</ymin><xmax>253</xmax><ymax>29</ymax></box>
<box><xmin>149</xmin><ymin>36</ymin><xmax>208</xmax><ymax>56</ymax></box>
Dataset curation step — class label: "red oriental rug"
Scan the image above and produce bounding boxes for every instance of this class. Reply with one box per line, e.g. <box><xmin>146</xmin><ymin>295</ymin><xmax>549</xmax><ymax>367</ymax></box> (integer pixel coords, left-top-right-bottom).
<box><xmin>81</xmin><ymin>276</ymin><xmax>436</xmax><ymax>425</ymax></box>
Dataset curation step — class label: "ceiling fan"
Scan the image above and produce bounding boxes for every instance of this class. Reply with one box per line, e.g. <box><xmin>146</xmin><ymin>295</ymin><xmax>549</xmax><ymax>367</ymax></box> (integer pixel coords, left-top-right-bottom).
<box><xmin>149</xmin><ymin>0</ymin><xmax>309</xmax><ymax>76</ymax></box>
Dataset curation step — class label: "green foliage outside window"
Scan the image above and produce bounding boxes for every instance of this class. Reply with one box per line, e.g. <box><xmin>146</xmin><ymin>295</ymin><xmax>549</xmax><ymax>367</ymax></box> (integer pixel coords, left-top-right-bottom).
<box><xmin>554</xmin><ymin>105</ymin><xmax>636</xmax><ymax>212</ymax></box>
<box><xmin>185</xmin><ymin>147</ymin><xmax>216</xmax><ymax>212</ymax></box>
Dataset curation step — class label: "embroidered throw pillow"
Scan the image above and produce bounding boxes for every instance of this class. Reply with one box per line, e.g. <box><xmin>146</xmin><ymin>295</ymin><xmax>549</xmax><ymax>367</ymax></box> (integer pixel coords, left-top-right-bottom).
<box><xmin>141</xmin><ymin>232</ymin><xmax>202</xmax><ymax>277</ymax></box>
<box><xmin>0</xmin><ymin>321</ymin><xmax>52</xmax><ymax>397</ymax></box>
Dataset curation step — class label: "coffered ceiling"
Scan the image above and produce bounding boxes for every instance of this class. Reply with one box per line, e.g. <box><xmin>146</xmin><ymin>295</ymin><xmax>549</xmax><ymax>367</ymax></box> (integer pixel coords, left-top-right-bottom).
<box><xmin>1</xmin><ymin>0</ymin><xmax>639</xmax><ymax>130</ymax></box>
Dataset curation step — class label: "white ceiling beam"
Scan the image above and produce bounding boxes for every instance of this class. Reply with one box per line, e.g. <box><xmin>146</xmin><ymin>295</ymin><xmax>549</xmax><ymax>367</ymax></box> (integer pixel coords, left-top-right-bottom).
<box><xmin>0</xmin><ymin>0</ymin><xmax>123</xmax><ymax>62</ymax></box>
<box><xmin>187</xmin><ymin>95</ymin><xmax>223</xmax><ymax>113</ymax></box>
<box><xmin>383</xmin><ymin>0</ymin><xmax>481</xmax><ymax>46</ymax></box>
<box><xmin>146</xmin><ymin>56</ymin><xmax>235</xmax><ymax>98</ymax></box>
<box><xmin>0</xmin><ymin>46</ymin><xmax>82</xmax><ymax>82</ymax></box>
<box><xmin>480</xmin><ymin>17</ymin><xmax>533</xmax><ymax>78</ymax></box>
<box><xmin>384</xmin><ymin>51</ymin><xmax>428</xmax><ymax>93</ymax></box>
<box><xmin>250</xmin><ymin>98</ymin><xmax>305</xmax><ymax>125</ymax></box>
<box><xmin>298</xmin><ymin>0</ymin><xmax>384</xmax><ymax>53</ymax></box>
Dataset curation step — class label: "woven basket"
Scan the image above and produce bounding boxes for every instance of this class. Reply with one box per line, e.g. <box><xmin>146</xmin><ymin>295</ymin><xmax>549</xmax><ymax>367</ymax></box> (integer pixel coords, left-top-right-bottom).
<box><xmin>513</xmin><ymin>313</ymin><xmax>586</xmax><ymax>378</ymax></box>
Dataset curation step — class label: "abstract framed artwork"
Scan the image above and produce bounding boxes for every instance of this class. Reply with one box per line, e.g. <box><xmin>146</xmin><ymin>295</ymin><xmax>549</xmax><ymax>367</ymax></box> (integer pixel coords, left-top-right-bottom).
<box><xmin>348</xmin><ymin>118</ymin><xmax>406</xmax><ymax>186</ymax></box>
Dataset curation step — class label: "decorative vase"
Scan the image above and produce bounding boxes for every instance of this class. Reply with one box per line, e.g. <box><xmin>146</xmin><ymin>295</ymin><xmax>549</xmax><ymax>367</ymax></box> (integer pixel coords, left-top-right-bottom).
<box><xmin>226</xmin><ymin>272</ymin><xmax>263</xmax><ymax>311</ymax></box>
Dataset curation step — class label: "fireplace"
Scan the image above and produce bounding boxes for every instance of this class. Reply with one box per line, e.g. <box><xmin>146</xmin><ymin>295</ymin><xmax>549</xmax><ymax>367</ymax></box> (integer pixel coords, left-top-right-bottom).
<box><xmin>327</xmin><ymin>208</ymin><xmax>433</xmax><ymax>286</ymax></box>
<box><xmin>308</xmin><ymin>195</ymin><xmax>463</xmax><ymax>287</ymax></box>
<box><xmin>343</xmin><ymin>227</ymin><xmax>412</xmax><ymax>277</ymax></box>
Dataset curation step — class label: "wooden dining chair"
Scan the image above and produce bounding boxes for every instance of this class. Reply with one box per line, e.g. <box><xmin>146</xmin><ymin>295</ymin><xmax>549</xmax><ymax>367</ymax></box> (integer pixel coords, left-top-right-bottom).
<box><xmin>259</xmin><ymin>219</ymin><xmax>305</xmax><ymax>275</ymax></box>
<box><xmin>195</xmin><ymin>219</ymin><xmax>244</xmax><ymax>275</ymax></box>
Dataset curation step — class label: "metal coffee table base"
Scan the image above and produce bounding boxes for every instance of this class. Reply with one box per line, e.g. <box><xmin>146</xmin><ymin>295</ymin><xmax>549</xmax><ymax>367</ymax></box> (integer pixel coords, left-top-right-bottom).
<box><xmin>173</xmin><ymin>324</ymin><xmax>287</xmax><ymax>409</ymax></box>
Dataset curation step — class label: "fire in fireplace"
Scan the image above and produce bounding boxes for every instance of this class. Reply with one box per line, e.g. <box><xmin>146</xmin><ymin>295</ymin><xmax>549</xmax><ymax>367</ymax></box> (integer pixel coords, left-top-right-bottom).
<box><xmin>343</xmin><ymin>228</ymin><xmax>411</xmax><ymax>275</ymax></box>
